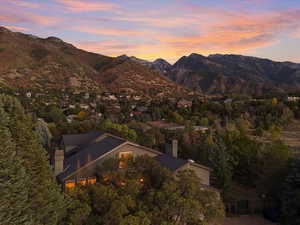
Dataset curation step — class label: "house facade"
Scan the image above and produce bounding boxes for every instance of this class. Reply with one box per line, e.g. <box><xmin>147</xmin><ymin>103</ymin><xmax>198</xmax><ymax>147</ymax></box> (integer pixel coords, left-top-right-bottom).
<box><xmin>54</xmin><ymin>131</ymin><xmax>211</xmax><ymax>189</ymax></box>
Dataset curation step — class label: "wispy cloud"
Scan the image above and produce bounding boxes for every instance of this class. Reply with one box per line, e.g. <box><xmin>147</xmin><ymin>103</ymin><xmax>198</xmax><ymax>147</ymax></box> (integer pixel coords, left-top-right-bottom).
<box><xmin>3</xmin><ymin>25</ymin><xmax>30</xmax><ymax>31</ymax></box>
<box><xmin>157</xmin><ymin>8</ymin><xmax>300</xmax><ymax>54</ymax></box>
<box><xmin>73</xmin><ymin>27</ymin><xmax>142</xmax><ymax>36</ymax></box>
<box><xmin>0</xmin><ymin>11</ymin><xmax>63</xmax><ymax>26</ymax></box>
<box><xmin>0</xmin><ymin>3</ymin><xmax>63</xmax><ymax>27</ymax></box>
<box><xmin>55</xmin><ymin>0</ymin><xmax>120</xmax><ymax>12</ymax></box>
<box><xmin>0</xmin><ymin>0</ymin><xmax>299</xmax><ymax>62</ymax></box>
<box><xmin>9</xmin><ymin>0</ymin><xmax>42</xmax><ymax>8</ymax></box>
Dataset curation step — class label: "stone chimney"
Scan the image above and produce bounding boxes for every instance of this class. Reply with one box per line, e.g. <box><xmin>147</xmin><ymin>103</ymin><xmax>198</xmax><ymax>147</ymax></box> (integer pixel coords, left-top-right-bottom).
<box><xmin>165</xmin><ymin>140</ymin><xmax>178</xmax><ymax>158</ymax></box>
<box><xmin>54</xmin><ymin>149</ymin><xmax>64</xmax><ymax>175</ymax></box>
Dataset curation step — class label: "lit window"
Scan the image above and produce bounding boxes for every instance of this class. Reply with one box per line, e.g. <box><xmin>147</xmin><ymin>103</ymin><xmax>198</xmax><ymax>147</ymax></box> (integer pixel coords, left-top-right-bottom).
<box><xmin>87</xmin><ymin>177</ymin><xmax>97</xmax><ymax>184</ymax></box>
<box><xmin>78</xmin><ymin>178</ymin><xmax>86</xmax><ymax>186</ymax></box>
<box><xmin>139</xmin><ymin>178</ymin><xmax>144</xmax><ymax>183</ymax></box>
<box><xmin>119</xmin><ymin>160</ymin><xmax>126</xmax><ymax>169</ymax></box>
<box><xmin>65</xmin><ymin>180</ymin><xmax>75</xmax><ymax>189</ymax></box>
<box><xmin>119</xmin><ymin>151</ymin><xmax>133</xmax><ymax>159</ymax></box>
<box><xmin>119</xmin><ymin>151</ymin><xmax>133</xmax><ymax>168</ymax></box>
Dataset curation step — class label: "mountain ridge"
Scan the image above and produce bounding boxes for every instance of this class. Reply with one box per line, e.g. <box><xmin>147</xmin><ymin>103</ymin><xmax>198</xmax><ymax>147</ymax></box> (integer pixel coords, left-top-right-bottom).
<box><xmin>0</xmin><ymin>27</ymin><xmax>188</xmax><ymax>97</ymax></box>
<box><xmin>1</xmin><ymin>26</ymin><xmax>300</xmax><ymax>96</ymax></box>
<box><xmin>165</xmin><ymin>53</ymin><xmax>300</xmax><ymax>95</ymax></box>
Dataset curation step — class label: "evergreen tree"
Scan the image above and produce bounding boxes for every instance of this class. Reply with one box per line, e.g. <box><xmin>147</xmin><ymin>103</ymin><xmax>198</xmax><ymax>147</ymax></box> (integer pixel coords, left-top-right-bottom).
<box><xmin>208</xmin><ymin>136</ymin><xmax>234</xmax><ymax>193</ymax></box>
<box><xmin>0</xmin><ymin>108</ymin><xmax>32</xmax><ymax>225</ymax></box>
<box><xmin>0</xmin><ymin>94</ymin><xmax>66</xmax><ymax>225</ymax></box>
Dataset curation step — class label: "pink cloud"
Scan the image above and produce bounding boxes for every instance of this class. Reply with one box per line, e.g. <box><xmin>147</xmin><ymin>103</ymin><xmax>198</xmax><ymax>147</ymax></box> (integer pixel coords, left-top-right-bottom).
<box><xmin>3</xmin><ymin>25</ymin><xmax>30</xmax><ymax>31</ymax></box>
<box><xmin>72</xmin><ymin>7</ymin><xmax>300</xmax><ymax>62</ymax></box>
<box><xmin>76</xmin><ymin>40</ymin><xmax>139</xmax><ymax>54</ymax></box>
<box><xmin>55</xmin><ymin>0</ymin><xmax>120</xmax><ymax>12</ymax></box>
<box><xmin>73</xmin><ymin>27</ymin><xmax>142</xmax><ymax>36</ymax></box>
<box><xmin>9</xmin><ymin>0</ymin><xmax>42</xmax><ymax>8</ymax></box>
<box><xmin>0</xmin><ymin>5</ymin><xmax>63</xmax><ymax>27</ymax></box>
<box><xmin>2</xmin><ymin>0</ymin><xmax>298</xmax><ymax>63</ymax></box>
<box><xmin>157</xmin><ymin>8</ymin><xmax>300</xmax><ymax>54</ymax></box>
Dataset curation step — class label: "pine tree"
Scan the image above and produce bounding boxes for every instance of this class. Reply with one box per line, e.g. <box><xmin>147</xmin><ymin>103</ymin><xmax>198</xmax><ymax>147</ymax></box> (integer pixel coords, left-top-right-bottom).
<box><xmin>0</xmin><ymin>107</ymin><xmax>32</xmax><ymax>225</ymax></box>
<box><xmin>0</xmin><ymin>94</ymin><xmax>66</xmax><ymax>225</ymax></box>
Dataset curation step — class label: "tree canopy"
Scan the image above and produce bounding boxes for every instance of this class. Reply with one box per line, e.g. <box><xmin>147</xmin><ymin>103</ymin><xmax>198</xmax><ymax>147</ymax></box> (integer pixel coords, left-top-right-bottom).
<box><xmin>63</xmin><ymin>156</ymin><xmax>224</xmax><ymax>225</ymax></box>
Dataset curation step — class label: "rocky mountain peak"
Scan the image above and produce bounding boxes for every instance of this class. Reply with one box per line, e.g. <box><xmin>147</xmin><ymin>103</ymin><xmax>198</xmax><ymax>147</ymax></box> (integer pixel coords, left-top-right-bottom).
<box><xmin>154</xmin><ymin>58</ymin><xmax>171</xmax><ymax>66</ymax></box>
<box><xmin>153</xmin><ymin>58</ymin><xmax>172</xmax><ymax>74</ymax></box>
<box><xmin>167</xmin><ymin>53</ymin><xmax>300</xmax><ymax>95</ymax></box>
<box><xmin>189</xmin><ymin>53</ymin><xmax>205</xmax><ymax>58</ymax></box>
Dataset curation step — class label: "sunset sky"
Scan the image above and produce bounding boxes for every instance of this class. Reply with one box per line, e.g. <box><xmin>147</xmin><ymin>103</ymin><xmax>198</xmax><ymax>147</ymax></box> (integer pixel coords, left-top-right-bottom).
<box><xmin>1</xmin><ymin>0</ymin><xmax>300</xmax><ymax>63</ymax></box>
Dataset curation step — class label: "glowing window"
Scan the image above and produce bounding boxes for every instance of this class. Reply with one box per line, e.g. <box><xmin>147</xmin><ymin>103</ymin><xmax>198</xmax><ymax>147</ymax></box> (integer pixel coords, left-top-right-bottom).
<box><xmin>87</xmin><ymin>177</ymin><xmax>97</xmax><ymax>184</ymax></box>
<box><xmin>119</xmin><ymin>151</ymin><xmax>133</xmax><ymax>168</ymax></box>
<box><xmin>119</xmin><ymin>160</ymin><xmax>126</xmax><ymax>168</ymax></box>
<box><xmin>139</xmin><ymin>178</ymin><xmax>144</xmax><ymax>183</ymax></box>
<box><xmin>119</xmin><ymin>151</ymin><xmax>133</xmax><ymax>159</ymax></box>
<box><xmin>65</xmin><ymin>180</ymin><xmax>75</xmax><ymax>189</ymax></box>
<box><xmin>78</xmin><ymin>178</ymin><xmax>86</xmax><ymax>186</ymax></box>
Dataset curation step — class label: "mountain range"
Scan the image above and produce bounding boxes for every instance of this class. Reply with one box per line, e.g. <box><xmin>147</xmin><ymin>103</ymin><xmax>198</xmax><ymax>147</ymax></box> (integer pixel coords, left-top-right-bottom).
<box><xmin>1</xmin><ymin>26</ymin><xmax>300</xmax><ymax>96</ymax></box>
<box><xmin>132</xmin><ymin>53</ymin><xmax>300</xmax><ymax>95</ymax></box>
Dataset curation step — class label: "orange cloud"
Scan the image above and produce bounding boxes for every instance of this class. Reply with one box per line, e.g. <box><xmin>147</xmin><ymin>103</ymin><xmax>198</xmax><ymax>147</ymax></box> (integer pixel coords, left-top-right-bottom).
<box><xmin>0</xmin><ymin>13</ymin><xmax>59</xmax><ymax>26</ymax></box>
<box><xmin>73</xmin><ymin>27</ymin><xmax>142</xmax><ymax>36</ymax></box>
<box><xmin>73</xmin><ymin>8</ymin><xmax>300</xmax><ymax>63</ymax></box>
<box><xmin>76</xmin><ymin>40</ymin><xmax>131</xmax><ymax>53</ymax></box>
<box><xmin>72</xmin><ymin>6</ymin><xmax>300</xmax><ymax>63</ymax></box>
<box><xmin>75</xmin><ymin>40</ymin><xmax>234</xmax><ymax>63</ymax></box>
<box><xmin>3</xmin><ymin>25</ymin><xmax>30</xmax><ymax>31</ymax></box>
<box><xmin>55</xmin><ymin>0</ymin><xmax>120</xmax><ymax>12</ymax></box>
<box><xmin>158</xmin><ymin>9</ymin><xmax>300</xmax><ymax>54</ymax></box>
<box><xmin>28</xmin><ymin>14</ymin><xmax>62</xmax><ymax>26</ymax></box>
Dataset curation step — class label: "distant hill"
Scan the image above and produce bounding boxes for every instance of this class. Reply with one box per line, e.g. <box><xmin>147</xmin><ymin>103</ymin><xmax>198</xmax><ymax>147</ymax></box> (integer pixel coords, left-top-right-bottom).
<box><xmin>121</xmin><ymin>52</ymin><xmax>300</xmax><ymax>95</ymax></box>
<box><xmin>116</xmin><ymin>55</ymin><xmax>171</xmax><ymax>75</ymax></box>
<box><xmin>0</xmin><ymin>27</ymin><xmax>187</xmax><ymax>97</ymax></box>
<box><xmin>167</xmin><ymin>53</ymin><xmax>300</xmax><ymax>95</ymax></box>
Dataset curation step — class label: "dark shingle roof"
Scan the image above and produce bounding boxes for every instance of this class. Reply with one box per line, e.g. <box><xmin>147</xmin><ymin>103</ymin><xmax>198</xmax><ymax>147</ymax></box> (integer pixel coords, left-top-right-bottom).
<box><xmin>58</xmin><ymin>136</ymin><xmax>126</xmax><ymax>181</ymax></box>
<box><xmin>154</xmin><ymin>154</ymin><xmax>188</xmax><ymax>172</ymax></box>
<box><xmin>62</xmin><ymin>131</ymin><xmax>103</xmax><ymax>148</ymax></box>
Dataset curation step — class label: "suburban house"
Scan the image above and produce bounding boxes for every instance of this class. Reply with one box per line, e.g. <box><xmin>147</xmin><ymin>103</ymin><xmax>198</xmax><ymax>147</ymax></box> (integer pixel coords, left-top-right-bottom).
<box><xmin>53</xmin><ymin>131</ymin><xmax>211</xmax><ymax>189</ymax></box>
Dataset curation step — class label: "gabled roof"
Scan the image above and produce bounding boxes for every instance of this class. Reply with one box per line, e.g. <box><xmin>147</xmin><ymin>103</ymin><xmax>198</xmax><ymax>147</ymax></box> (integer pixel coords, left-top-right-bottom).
<box><xmin>154</xmin><ymin>155</ymin><xmax>211</xmax><ymax>172</ymax></box>
<box><xmin>154</xmin><ymin>154</ymin><xmax>188</xmax><ymax>172</ymax></box>
<box><xmin>58</xmin><ymin>132</ymin><xmax>211</xmax><ymax>182</ymax></box>
<box><xmin>58</xmin><ymin>135</ymin><xmax>126</xmax><ymax>181</ymax></box>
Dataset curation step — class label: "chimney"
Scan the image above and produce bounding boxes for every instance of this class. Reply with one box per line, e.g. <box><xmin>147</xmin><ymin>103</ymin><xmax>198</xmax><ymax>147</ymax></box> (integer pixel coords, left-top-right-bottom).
<box><xmin>165</xmin><ymin>140</ymin><xmax>178</xmax><ymax>158</ymax></box>
<box><xmin>54</xmin><ymin>149</ymin><xmax>64</xmax><ymax>175</ymax></box>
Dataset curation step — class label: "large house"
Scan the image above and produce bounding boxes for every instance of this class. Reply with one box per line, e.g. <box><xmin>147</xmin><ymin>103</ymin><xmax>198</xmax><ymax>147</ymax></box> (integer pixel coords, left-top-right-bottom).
<box><xmin>53</xmin><ymin>131</ymin><xmax>211</xmax><ymax>189</ymax></box>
